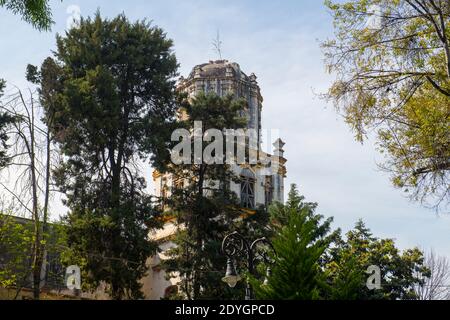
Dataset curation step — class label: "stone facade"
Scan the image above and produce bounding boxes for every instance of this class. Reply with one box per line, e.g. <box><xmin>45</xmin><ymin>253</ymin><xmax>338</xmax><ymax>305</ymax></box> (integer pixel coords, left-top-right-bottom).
<box><xmin>143</xmin><ymin>60</ymin><xmax>287</xmax><ymax>300</ymax></box>
<box><xmin>178</xmin><ymin>60</ymin><xmax>263</xmax><ymax>143</ymax></box>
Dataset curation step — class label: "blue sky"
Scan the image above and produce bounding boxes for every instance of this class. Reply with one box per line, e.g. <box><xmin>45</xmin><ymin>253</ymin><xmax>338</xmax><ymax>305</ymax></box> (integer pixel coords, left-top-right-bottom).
<box><xmin>1</xmin><ymin>0</ymin><xmax>449</xmax><ymax>258</ymax></box>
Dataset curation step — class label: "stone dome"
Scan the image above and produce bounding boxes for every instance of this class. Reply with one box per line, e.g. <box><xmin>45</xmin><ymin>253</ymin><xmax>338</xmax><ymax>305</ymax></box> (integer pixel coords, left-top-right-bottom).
<box><xmin>185</xmin><ymin>60</ymin><xmax>251</xmax><ymax>82</ymax></box>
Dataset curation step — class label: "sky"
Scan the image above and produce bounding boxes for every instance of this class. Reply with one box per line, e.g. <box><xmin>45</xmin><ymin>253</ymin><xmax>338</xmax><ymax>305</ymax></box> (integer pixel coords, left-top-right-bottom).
<box><xmin>0</xmin><ymin>0</ymin><xmax>449</xmax><ymax>258</ymax></box>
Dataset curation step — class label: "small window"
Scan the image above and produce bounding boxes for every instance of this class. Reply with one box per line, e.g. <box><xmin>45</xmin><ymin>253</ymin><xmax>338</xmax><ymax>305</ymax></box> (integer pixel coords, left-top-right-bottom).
<box><xmin>240</xmin><ymin>168</ymin><xmax>256</xmax><ymax>209</ymax></box>
<box><xmin>265</xmin><ymin>176</ymin><xmax>274</xmax><ymax>207</ymax></box>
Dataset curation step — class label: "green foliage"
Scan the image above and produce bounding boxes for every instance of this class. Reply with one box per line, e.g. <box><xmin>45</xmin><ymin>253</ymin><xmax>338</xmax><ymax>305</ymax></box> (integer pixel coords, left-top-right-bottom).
<box><xmin>162</xmin><ymin>92</ymin><xmax>263</xmax><ymax>300</ymax></box>
<box><xmin>251</xmin><ymin>185</ymin><xmax>429</xmax><ymax>300</ymax></box>
<box><xmin>0</xmin><ymin>0</ymin><xmax>53</xmax><ymax>30</ymax></box>
<box><xmin>251</xmin><ymin>185</ymin><xmax>337</xmax><ymax>300</ymax></box>
<box><xmin>325</xmin><ymin>254</ymin><xmax>365</xmax><ymax>300</ymax></box>
<box><xmin>323</xmin><ymin>0</ymin><xmax>450</xmax><ymax>210</ymax></box>
<box><xmin>32</xmin><ymin>12</ymin><xmax>179</xmax><ymax>299</ymax></box>
<box><xmin>0</xmin><ymin>214</ymin><xmax>34</xmax><ymax>288</ymax></box>
<box><xmin>0</xmin><ymin>79</ymin><xmax>14</xmax><ymax>168</ymax></box>
<box><xmin>324</xmin><ymin>220</ymin><xmax>429</xmax><ymax>300</ymax></box>
<box><xmin>0</xmin><ymin>214</ymin><xmax>67</xmax><ymax>290</ymax></box>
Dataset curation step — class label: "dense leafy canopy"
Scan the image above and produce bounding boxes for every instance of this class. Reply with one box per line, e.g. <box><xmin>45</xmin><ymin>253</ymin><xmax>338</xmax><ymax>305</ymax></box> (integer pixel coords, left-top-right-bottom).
<box><xmin>325</xmin><ymin>220</ymin><xmax>429</xmax><ymax>300</ymax></box>
<box><xmin>34</xmin><ymin>13</ymin><xmax>179</xmax><ymax>299</ymax></box>
<box><xmin>0</xmin><ymin>214</ymin><xmax>66</xmax><ymax>293</ymax></box>
<box><xmin>252</xmin><ymin>185</ymin><xmax>428</xmax><ymax>300</ymax></box>
<box><xmin>323</xmin><ymin>0</ymin><xmax>450</xmax><ymax>211</ymax></box>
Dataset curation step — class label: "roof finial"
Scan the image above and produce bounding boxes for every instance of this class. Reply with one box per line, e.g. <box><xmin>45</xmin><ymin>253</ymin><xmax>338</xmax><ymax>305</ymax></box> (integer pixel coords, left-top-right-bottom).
<box><xmin>212</xmin><ymin>29</ymin><xmax>223</xmax><ymax>60</ymax></box>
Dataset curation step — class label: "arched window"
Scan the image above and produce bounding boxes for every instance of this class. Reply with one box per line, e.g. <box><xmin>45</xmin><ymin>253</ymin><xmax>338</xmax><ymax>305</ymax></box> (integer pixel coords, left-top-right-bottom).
<box><xmin>240</xmin><ymin>168</ymin><xmax>256</xmax><ymax>209</ymax></box>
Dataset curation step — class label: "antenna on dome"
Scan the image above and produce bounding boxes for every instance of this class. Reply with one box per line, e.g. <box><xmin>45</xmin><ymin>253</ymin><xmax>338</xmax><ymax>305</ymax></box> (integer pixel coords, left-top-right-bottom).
<box><xmin>212</xmin><ymin>29</ymin><xmax>223</xmax><ymax>60</ymax></box>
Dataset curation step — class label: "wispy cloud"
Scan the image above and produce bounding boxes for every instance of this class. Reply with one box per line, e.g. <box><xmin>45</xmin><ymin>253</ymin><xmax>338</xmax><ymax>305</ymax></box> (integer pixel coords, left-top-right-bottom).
<box><xmin>1</xmin><ymin>0</ymin><xmax>448</xmax><ymax>257</ymax></box>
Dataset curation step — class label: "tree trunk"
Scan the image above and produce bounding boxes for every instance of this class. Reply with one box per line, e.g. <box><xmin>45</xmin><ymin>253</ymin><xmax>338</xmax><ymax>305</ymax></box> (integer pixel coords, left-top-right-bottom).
<box><xmin>27</xmin><ymin>101</ymin><xmax>42</xmax><ymax>300</ymax></box>
<box><xmin>192</xmin><ymin>165</ymin><xmax>206</xmax><ymax>300</ymax></box>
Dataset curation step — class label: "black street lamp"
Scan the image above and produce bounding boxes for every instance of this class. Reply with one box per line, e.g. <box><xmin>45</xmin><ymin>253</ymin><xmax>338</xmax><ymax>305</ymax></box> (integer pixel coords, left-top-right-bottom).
<box><xmin>221</xmin><ymin>231</ymin><xmax>275</xmax><ymax>300</ymax></box>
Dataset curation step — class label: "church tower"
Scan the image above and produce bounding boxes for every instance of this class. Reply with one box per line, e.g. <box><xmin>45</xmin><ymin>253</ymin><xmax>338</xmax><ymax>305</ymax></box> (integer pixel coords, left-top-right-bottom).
<box><xmin>171</xmin><ymin>60</ymin><xmax>286</xmax><ymax>206</ymax></box>
<box><xmin>146</xmin><ymin>60</ymin><xmax>287</xmax><ymax>299</ymax></box>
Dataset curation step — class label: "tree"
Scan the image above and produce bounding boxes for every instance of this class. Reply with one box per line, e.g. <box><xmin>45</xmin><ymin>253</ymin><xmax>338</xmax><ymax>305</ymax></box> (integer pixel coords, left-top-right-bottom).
<box><xmin>322</xmin><ymin>0</ymin><xmax>450</xmax><ymax>211</ymax></box>
<box><xmin>325</xmin><ymin>220</ymin><xmax>429</xmax><ymax>300</ymax></box>
<box><xmin>34</xmin><ymin>13</ymin><xmax>179</xmax><ymax>299</ymax></box>
<box><xmin>415</xmin><ymin>250</ymin><xmax>450</xmax><ymax>300</ymax></box>
<box><xmin>0</xmin><ymin>80</ymin><xmax>14</xmax><ymax>168</ymax></box>
<box><xmin>1</xmin><ymin>0</ymin><xmax>53</xmax><ymax>165</ymax></box>
<box><xmin>162</xmin><ymin>92</ymin><xmax>259</xmax><ymax>300</ymax></box>
<box><xmin>251</xmin><ymin>185</ymin><xmax>337</xmax><ymax>300</ymax></box>
<box><xmin>0</xmin><ymin>212</ymin><xmax>67</xmax><ymax>300</ymax></box>
<box><xmin>0</xmin><ymin>86</ymin><xmax>54</xmax><ymax>299</ymax></box>
<box><xmin>251</xmin><ymin>185</ymin><xmax>429</xmax><ymax>300</ymax></box>
<box><xmin>324</xmin><ymin>253</ymin><xmax>366</xmax><ymax>300</ymax></box>
<box><xmin>0</xmin><ymin>213</ymin><xmax>34</xmax><ymax>291</ymax></box>
<box><xmin>0</xmin><ymin>0</ymin><xmax>53</xmax><ymax>30</ymax></box>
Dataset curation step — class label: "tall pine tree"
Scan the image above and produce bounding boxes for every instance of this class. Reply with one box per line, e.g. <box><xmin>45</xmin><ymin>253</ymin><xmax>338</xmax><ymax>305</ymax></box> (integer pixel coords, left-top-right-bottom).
<box><xmin>33</xmin><ymin>13</ymin><xmax>179</xmax><ymax>299</ymax></box>
<box><xmin>251</xmin><ymin>185</ymin><xmax>337</xmax><ymax>300</ymax></box>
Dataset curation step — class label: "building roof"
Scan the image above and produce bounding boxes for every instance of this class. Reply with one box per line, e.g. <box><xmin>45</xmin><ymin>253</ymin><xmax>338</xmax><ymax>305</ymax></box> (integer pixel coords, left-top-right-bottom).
<box><xmin>180</xmin><ymin>60</ymin><xmax>257</xmax><ymax>84</ymax></box>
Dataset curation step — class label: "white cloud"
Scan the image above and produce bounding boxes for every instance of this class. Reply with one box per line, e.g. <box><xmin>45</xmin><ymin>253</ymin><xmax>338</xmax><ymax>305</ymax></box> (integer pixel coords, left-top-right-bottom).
<box><xmin>0</xmin><ymin>0</ymin><xmax>448</xmax><ymax>258</ymax></box>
